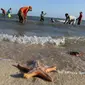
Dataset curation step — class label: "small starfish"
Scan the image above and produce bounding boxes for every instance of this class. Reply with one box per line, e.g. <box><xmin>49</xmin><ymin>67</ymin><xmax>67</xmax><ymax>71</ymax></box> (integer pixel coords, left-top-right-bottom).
<box><xmin>13</xmin><ymin>60</ymin><xmax>56</xmax><ymax>82</ymax></box>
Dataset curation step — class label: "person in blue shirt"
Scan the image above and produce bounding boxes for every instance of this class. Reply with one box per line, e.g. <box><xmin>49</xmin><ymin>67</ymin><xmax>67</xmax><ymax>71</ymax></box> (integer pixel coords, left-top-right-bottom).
<box><xmin>7</xmin><ymin>8</ymin><xmax>12</xmax><ymax>18</ymax></box>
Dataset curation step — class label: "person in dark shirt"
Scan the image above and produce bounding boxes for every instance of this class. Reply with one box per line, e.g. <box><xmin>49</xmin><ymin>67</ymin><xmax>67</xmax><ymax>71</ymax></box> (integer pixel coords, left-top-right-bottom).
<box><xmin>64</xmin><ymin>13</ymin><xmax>70</xmax><ymax>24</ymax></box>
<box><xmin>40</xmin><ymin>11</ymin><xmax>46</xmax><ymax>22</ymax></box>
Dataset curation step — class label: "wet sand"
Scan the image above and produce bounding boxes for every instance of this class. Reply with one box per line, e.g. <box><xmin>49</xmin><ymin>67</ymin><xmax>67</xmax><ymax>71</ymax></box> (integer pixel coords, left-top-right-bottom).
<box><xmin>0</xmin><ymin>41</ymin><xmax>85</xmax><ymax>71</ymax></box>
<box><xmin>0</xmin><ymin>41</ymin><xmax>85</xmax><ymax>85</ymax></box>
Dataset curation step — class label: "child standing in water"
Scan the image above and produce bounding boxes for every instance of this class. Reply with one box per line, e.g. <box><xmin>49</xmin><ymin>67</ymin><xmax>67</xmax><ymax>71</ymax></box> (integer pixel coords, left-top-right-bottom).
<box><xmin>7</xmin><ymin>8</ymin><xmax>12</xmax><ymax>18</ymax></box>
<box><xmin>77</xmin><ymin>12</ymin><xmax>83</xmax><ymax>25</ymax></box>
<box><xmin>40</xmin><ymin>11</ymin><xmax>46</xmax><ymax>22</ymax></box>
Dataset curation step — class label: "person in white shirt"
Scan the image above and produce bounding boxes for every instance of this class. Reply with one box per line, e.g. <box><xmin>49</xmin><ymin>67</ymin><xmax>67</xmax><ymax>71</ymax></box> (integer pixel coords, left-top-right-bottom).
<box><xmin>64</xmin><ymin>13</ymin><xmax>76</xmax><ymax>25</ymax></box>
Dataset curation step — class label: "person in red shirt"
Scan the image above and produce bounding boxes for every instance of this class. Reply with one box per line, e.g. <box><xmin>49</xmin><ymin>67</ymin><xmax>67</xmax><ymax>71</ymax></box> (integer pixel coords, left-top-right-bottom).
<box><xmin>77</xmin><ymin>12</ymin><xmax>83</xmax><ymax>25</ymax></box>
<box><xmin>1</xmin><ymin>8</ymin><xmax>6</xmax><ymax>18</ymax></box>
<box><xmin>18</xmin><ymin>6</ymin><xmax>32</xmax><ymax>23</ymax></box>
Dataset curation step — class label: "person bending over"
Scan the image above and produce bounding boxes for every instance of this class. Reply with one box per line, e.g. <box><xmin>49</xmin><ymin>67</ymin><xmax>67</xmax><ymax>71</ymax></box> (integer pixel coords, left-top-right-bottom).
<box><xmin>18</xmin><ymin>6</ymin><xmax>32</xmax><ymax>23</ymax></box>
<box><xmin>64</xmin><ymin>13</ymin><xmax>76</xmax><ymax>25</ymax></box>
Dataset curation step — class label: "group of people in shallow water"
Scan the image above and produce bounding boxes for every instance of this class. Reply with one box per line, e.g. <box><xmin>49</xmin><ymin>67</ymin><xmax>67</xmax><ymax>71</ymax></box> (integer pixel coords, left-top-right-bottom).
<box><xmin>0</xmin><ymin>6</ymin><xmax>83</xmax><ymax>25</ymax></box>
<box><xmin>64</xmin><ymin>12</ymin><xmax>83</xmax><ymax>25</ymax></box>
<box><xmin>1</xmin><ymin>8</ymin><xmax>12</xmax><ymax>18</ymax></box>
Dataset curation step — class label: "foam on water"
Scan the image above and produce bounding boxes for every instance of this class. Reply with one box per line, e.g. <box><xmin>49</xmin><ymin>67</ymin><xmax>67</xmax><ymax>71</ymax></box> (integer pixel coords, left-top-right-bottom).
<box><xmin>0</xmin><ymin>33</ymin><xmax>85</xmax><ymax>46</ymax></box>
<box><xmin>57</xmin><ymin>20</ymin><xmax>65</xmax><ymax>23</ymax></box>
<box><xmin>65</xmin><ymin>36</ymin><xmax>85</xmax><ymax>43</ymax></box>
<box><xmin>0</xmin><ymin>33</ymin><xmax>65</xmax><ymax>46</ymax></box>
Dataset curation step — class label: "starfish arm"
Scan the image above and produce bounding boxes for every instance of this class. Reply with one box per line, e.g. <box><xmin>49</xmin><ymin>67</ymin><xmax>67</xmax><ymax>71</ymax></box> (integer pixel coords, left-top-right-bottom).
<box><xmin>24</xmin><ymin>72</ymin><xmax>38</xmax><ymax>79</ymax></box>
<box><xmin>23</xmin><ymin>67</ymin><xmax>39</xmax><ymax>79</ymax></box>
<box><xmin>45</xmin><ymin>66</ymin><xmax>57</xmax><ymax>73</ymax></box>
<box><xmin>24</xmin><ymin>69</ymin><xmax>52</xmax><ymax>81</ymax></box>
<box><xmin>34</xmin><ymin>61</ymin><xmax>57</xmax><ymax>73</ymax></box>
<box><xmin>33</xmin><ymin>60</ymin><xmax>41</xmax><ymax>68</ymax></box>
<box><xmin>37</xmin><ymin>69</ymin><xmax>52</xmax><ymax>81</ymax></box>
<box><xmin>12</xmin><ymin>64</ymin><xmax>31</xmax><ymax>73</ymax></box>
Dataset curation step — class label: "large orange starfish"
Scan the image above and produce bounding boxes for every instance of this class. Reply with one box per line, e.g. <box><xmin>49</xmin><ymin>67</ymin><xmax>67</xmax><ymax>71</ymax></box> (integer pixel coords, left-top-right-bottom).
<box><xmin>13</xmin><ymin>60</ymin><xmax>56</xmax><ymax>81</ymax></box>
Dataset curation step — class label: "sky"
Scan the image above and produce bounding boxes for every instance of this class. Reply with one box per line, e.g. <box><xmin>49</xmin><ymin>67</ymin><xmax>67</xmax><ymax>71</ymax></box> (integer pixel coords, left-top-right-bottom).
<box><xmin>0</xmin><ymin>0</ymin><xmax>85</xmax><ymax>19</ymax></box>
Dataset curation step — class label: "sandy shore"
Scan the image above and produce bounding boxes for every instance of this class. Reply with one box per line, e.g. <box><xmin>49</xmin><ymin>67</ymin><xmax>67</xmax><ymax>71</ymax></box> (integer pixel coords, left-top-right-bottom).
<box><xmin>0</xmin><ymin>41</ymin><xmax>85</xmax><ymax>84</ymax></box>
<box><xmin>0</xmin><ymin>41</ymin><xmax>85</xmax><ymax>71</ymax></box>
<box><xmin>0</xmin><ymin>59</ymin><xmax>85</xmax><ymax>85</ymax></box>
